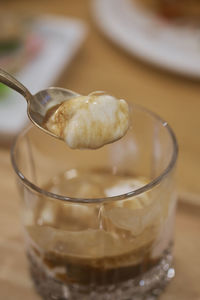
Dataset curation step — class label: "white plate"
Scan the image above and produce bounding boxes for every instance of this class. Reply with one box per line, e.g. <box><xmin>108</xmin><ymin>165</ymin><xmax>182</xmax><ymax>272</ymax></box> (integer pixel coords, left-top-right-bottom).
<box><xmin>0</xmin><ymin>15</ymin><xmax>87</xmax><ymax>142</ymax></box>
<box><xmin>92</xmin><ymin>0</ymin><xmax>200</xmax><ymax>78</ymax></box>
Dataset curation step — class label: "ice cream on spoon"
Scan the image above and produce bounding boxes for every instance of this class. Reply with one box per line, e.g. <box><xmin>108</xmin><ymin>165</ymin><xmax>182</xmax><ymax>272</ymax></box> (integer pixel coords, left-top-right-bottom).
<box><xmin>43</xmin><ymin>92</ymin><xmax>130</xmax><ymax>149</ymax></box>
<box><xmin>0</xmin><ymin>69</ymin><xmax>129</xmax><ymax>149</ymax></box>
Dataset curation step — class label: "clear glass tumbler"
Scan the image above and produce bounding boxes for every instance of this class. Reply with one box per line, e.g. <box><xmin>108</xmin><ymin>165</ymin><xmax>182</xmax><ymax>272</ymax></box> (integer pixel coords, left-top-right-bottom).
<box><xmin>11</xmin><ymin>104</ymin><xmax>178</xmax><ymax>300</ymax></box>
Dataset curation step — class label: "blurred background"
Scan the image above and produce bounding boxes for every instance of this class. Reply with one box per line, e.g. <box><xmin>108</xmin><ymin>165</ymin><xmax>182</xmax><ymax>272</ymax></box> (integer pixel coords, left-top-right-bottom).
<box><xmin>0</xmin><ymin>0</ymin><xmax>200</xmax><ymax>299</ymax></box>
<box><xmin>1</xmin><ymin>0</ymin><xmax>200</xmax><ymax>202</ymax></box>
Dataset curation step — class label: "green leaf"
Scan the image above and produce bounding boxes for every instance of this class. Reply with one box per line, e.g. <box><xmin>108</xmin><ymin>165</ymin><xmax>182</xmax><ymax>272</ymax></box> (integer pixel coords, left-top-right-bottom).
<box><xmin>0</xmin><ymin>83</ymin><xmax>9</xmax><ymax>99</ymax></box>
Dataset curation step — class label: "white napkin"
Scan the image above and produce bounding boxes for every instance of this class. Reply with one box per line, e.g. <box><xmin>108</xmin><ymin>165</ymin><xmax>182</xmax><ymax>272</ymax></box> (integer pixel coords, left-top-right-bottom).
<box><xmin>0</xmin><ymin>15</ymin><xmax>87</xmax><ymax>142</ymax></box>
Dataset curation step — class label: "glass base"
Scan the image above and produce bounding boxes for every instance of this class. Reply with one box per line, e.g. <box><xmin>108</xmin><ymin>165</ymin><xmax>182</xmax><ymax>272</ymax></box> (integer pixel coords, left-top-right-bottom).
<box><xmin>29</xmin><ymin>248</ymin><xmax>175</xmax><ymax>300</ymax></box>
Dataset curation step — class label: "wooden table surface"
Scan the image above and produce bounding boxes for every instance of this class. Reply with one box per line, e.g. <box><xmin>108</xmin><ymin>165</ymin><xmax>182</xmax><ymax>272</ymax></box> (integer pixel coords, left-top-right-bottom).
<box><xmin>0</xmin><ymin>0</ymin><xmax>200</xmax><ymax>299</ymax></box>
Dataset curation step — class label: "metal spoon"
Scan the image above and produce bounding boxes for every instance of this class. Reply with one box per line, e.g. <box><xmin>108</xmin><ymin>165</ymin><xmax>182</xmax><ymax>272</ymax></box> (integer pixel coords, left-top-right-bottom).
<box><xmin>0</xmin><ymin>68</ymin><xmax>80</xmax><ymax>139</ymax></box>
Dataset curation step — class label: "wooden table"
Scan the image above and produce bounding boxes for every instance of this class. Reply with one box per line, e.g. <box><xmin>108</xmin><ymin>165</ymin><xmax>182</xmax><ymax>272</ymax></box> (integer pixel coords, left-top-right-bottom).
<box><xmin>0</xmin><ymin>1</ymin><xmax>200</xmax><ymax>299</ymax></box>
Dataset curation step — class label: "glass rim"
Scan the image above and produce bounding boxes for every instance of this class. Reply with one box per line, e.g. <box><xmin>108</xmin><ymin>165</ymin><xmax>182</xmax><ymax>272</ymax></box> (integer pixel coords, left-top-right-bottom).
<box><xmin>11</xmin><ymin>104</ymin><xmax>178</xmax><ymax>204</ymax></box>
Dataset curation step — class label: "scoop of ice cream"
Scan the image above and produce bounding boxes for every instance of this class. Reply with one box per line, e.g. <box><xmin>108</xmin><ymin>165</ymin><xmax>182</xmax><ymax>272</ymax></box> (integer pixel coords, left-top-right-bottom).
<box><xmin>44</xmin><ymin>93</ymin><xmax>129</xmax><ymax>149</ymax></box>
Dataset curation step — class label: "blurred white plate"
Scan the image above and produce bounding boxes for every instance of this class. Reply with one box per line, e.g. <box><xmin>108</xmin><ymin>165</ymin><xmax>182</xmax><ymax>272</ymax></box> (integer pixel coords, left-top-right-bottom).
<box><xmin>93</xmin><ymin>0</ymin><xmax>200</xmax><ymax>78</ymax></box>
<box><xmin>0</xmin><ymin>15</ymin><xmax>87</xmax><ymax>142</ymax></box>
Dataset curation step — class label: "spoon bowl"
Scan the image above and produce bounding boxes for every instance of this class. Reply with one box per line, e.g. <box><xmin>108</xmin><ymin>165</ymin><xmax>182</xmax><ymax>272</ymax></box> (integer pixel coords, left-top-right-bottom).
<box><xmin>29</xmin><ymin>87</ymin><xmax>80</xmax><ymax>138</ymax></box>
<box><xmin>0</xmin><ymin>68</ymin><xmax>80</xmax><ymax>139</ymax></box>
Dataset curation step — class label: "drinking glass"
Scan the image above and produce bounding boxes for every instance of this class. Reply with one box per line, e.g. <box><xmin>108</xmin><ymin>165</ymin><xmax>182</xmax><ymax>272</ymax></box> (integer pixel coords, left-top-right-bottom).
<box><xmin>11</xmin><ymin>104</ymin><xmax>178</xmax><ymax>300</ymax></box>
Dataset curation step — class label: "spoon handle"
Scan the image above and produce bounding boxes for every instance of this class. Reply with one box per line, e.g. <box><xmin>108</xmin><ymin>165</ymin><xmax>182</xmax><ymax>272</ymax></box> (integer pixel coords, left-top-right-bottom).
<box><xmin>0</xmin><ymin>68</ymin><xmax>32</xmax><ymax>101</ymax></box>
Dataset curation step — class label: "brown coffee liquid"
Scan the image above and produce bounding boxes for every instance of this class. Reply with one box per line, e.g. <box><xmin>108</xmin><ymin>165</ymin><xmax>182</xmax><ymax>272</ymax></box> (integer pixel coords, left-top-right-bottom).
<box><xmin>25</xmin><ymin>169</ymin><xmax>162</xmax><ymax>286</ymax></box>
